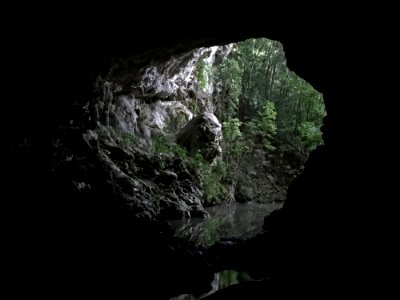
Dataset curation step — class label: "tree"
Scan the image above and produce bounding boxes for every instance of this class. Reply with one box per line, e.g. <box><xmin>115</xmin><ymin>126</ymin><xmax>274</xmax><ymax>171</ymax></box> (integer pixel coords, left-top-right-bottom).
<box><xmin>218</xmin><ymin>56</ymin><xmax>243</xmax><ymax>120</ymax></box>
<box><xmin>221</xmin><ymin>118</ymin><xmax>250</xmax><ymax>203</ymax></box>
<box><xmin>256</xmin><ymin>101</ymin><xmax>277</xmax><ymax>151</ymax></box>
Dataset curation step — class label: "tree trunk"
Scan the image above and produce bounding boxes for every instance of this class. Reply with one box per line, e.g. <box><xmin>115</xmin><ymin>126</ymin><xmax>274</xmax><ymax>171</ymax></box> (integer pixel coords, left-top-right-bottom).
<box><xmin>293</xmin><ymin>95</ymin><xmax>302</xmax><ymax>134</ymax></box>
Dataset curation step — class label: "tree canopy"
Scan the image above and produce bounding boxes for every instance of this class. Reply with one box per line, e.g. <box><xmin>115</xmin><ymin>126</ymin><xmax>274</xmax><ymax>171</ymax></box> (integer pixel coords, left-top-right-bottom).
<box><xmin>214</xmin><ymin>38</ymin><xmax>326</xmax><ymax>155</ymax></box>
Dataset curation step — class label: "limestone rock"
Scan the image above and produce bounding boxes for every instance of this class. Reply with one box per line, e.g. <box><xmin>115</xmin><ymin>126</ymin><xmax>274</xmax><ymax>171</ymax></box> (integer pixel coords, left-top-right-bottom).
<box><xmin>177</xmin><ymin>112</ymin><xmax>222</xmax><ymax>161</ymax></box>
<box><xmin>235</xmin><ymin>185</ymin><xmax>255</xmax><ymax>203</ymax></box>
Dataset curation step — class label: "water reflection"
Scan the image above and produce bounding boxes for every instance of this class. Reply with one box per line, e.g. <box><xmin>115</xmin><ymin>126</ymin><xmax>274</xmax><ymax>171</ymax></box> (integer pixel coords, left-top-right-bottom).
<box><xmin>168</xmin><ymin>202</ymin><xmax>282</xmax><ymax>246</ymax></box>
<box><xmin>217</xmin><ymin>270</ymin><xmax>252</xmax><ymax>289</ymax></box>
<box><xmin>170</xmin><ymin>270</ymin><xmax>252</xmax><ymax>300</ymax></box>
<box><xmin>168</xmin><ymin>202</ymin><xmax>281</xmax><ymax>299</ymax></box>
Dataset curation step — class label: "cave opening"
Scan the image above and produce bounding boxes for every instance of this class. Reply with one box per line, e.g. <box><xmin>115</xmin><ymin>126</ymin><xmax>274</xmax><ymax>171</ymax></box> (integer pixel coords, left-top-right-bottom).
<box><xmin>106</xmin><ymin>37</ymin><xmax>325</xmax><ymax>247</ymax></box>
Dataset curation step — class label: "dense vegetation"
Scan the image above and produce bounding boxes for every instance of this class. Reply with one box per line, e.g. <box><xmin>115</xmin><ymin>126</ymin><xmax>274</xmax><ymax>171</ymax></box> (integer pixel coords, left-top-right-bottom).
<box><xmin>200</xmin><ymin>38</ymin><xmax>326</xmax><ymax>204</ymax></box>
<box><xmin>216</xmin><ymin>38</ymin><xmax>325</xmax><ymax>152</ymax></box>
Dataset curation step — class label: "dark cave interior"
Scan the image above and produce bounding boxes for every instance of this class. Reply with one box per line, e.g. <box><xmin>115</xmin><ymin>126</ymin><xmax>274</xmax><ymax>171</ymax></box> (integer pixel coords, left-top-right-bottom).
<box><xmin>4</xmin><ymin>12</ymin><xmax>390</xmax><ymax>299</ymax></box>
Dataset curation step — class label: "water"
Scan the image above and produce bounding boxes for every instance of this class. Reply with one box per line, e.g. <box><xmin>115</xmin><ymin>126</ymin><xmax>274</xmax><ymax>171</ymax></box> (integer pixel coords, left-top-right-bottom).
<box><xmin>168</xmin><ymin>201</ymin><xmax>283</xmax><ymax>247</ymax></box>
<box><xmin>170</xmin><ymin>270</ymin><xmax>252</xmax><ymax>300</ymax></box>
<box><xmin>168</xmin><ymin>202</ymin><xmax>281</xmax><ymax>299</ymax></box>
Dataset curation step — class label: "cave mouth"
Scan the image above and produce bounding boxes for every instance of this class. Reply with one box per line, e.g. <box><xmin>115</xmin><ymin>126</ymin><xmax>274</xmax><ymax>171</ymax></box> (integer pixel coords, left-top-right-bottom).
<box><xmin>103</xmin><ymin>37</ymin><xmax>325</xmax><ymax>246</ymax></box>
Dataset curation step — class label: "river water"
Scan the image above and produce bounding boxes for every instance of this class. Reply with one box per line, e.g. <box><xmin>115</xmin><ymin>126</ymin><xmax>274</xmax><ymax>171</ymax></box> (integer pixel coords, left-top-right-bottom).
<box><xmin>168</xmin><ymin>201</ymin><xmax>282</xmax><ymax>299</ymax></box>
<box><xmin>168</xmin><ymin>201</ymin><xmax>283</xmax><ymax>247</ymax></box>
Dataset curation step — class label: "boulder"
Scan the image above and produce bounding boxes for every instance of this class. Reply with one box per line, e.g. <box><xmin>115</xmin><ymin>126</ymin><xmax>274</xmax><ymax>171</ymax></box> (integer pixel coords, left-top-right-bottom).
<box><xmin>235</xmin><ymin>184</ymin><xmax>255</xmax><ymax>203</ymax></box>
<box><xmin>177</xmin><ymin>112</ymin><xmax>222</xmax><ymax>161</ymax></box>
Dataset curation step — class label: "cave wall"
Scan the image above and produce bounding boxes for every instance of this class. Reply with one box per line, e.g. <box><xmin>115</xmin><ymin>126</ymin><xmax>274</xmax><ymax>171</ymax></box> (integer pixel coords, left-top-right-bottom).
<box><xmin>93</xmin><ymin>44</ymin><xmax>230</xmax><ymax>138</ymax></box>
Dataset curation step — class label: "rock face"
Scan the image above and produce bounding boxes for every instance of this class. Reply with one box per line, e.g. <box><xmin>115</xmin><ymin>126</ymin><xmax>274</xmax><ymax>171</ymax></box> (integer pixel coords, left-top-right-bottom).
<box><xmin>54</xmin><ymin>45</ymin><xmax>232</xmax><ymax>220</ymax></box>
<box><xmin>234</xmin><ymin>148</ymin><xmax>294</xmax><ymax>203</ymax></box>
<box><xmin>177</xmin><ymin>113</ymin><xmax>222</xmax><ymax>161</ymax></box>
<box><xmin>95</xmin><ymin>45</ymin><xmax>232</xmax><ymax>140</ymax></box>
<box><xmin>111</xmin><ymin>95</ymin><xmax>193</xmax><ymax>139</ymax></box>
<box><xmin>71</xmin><ymin>126</ymin><xmax>208</xmax><ymax>220</ymax></box>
